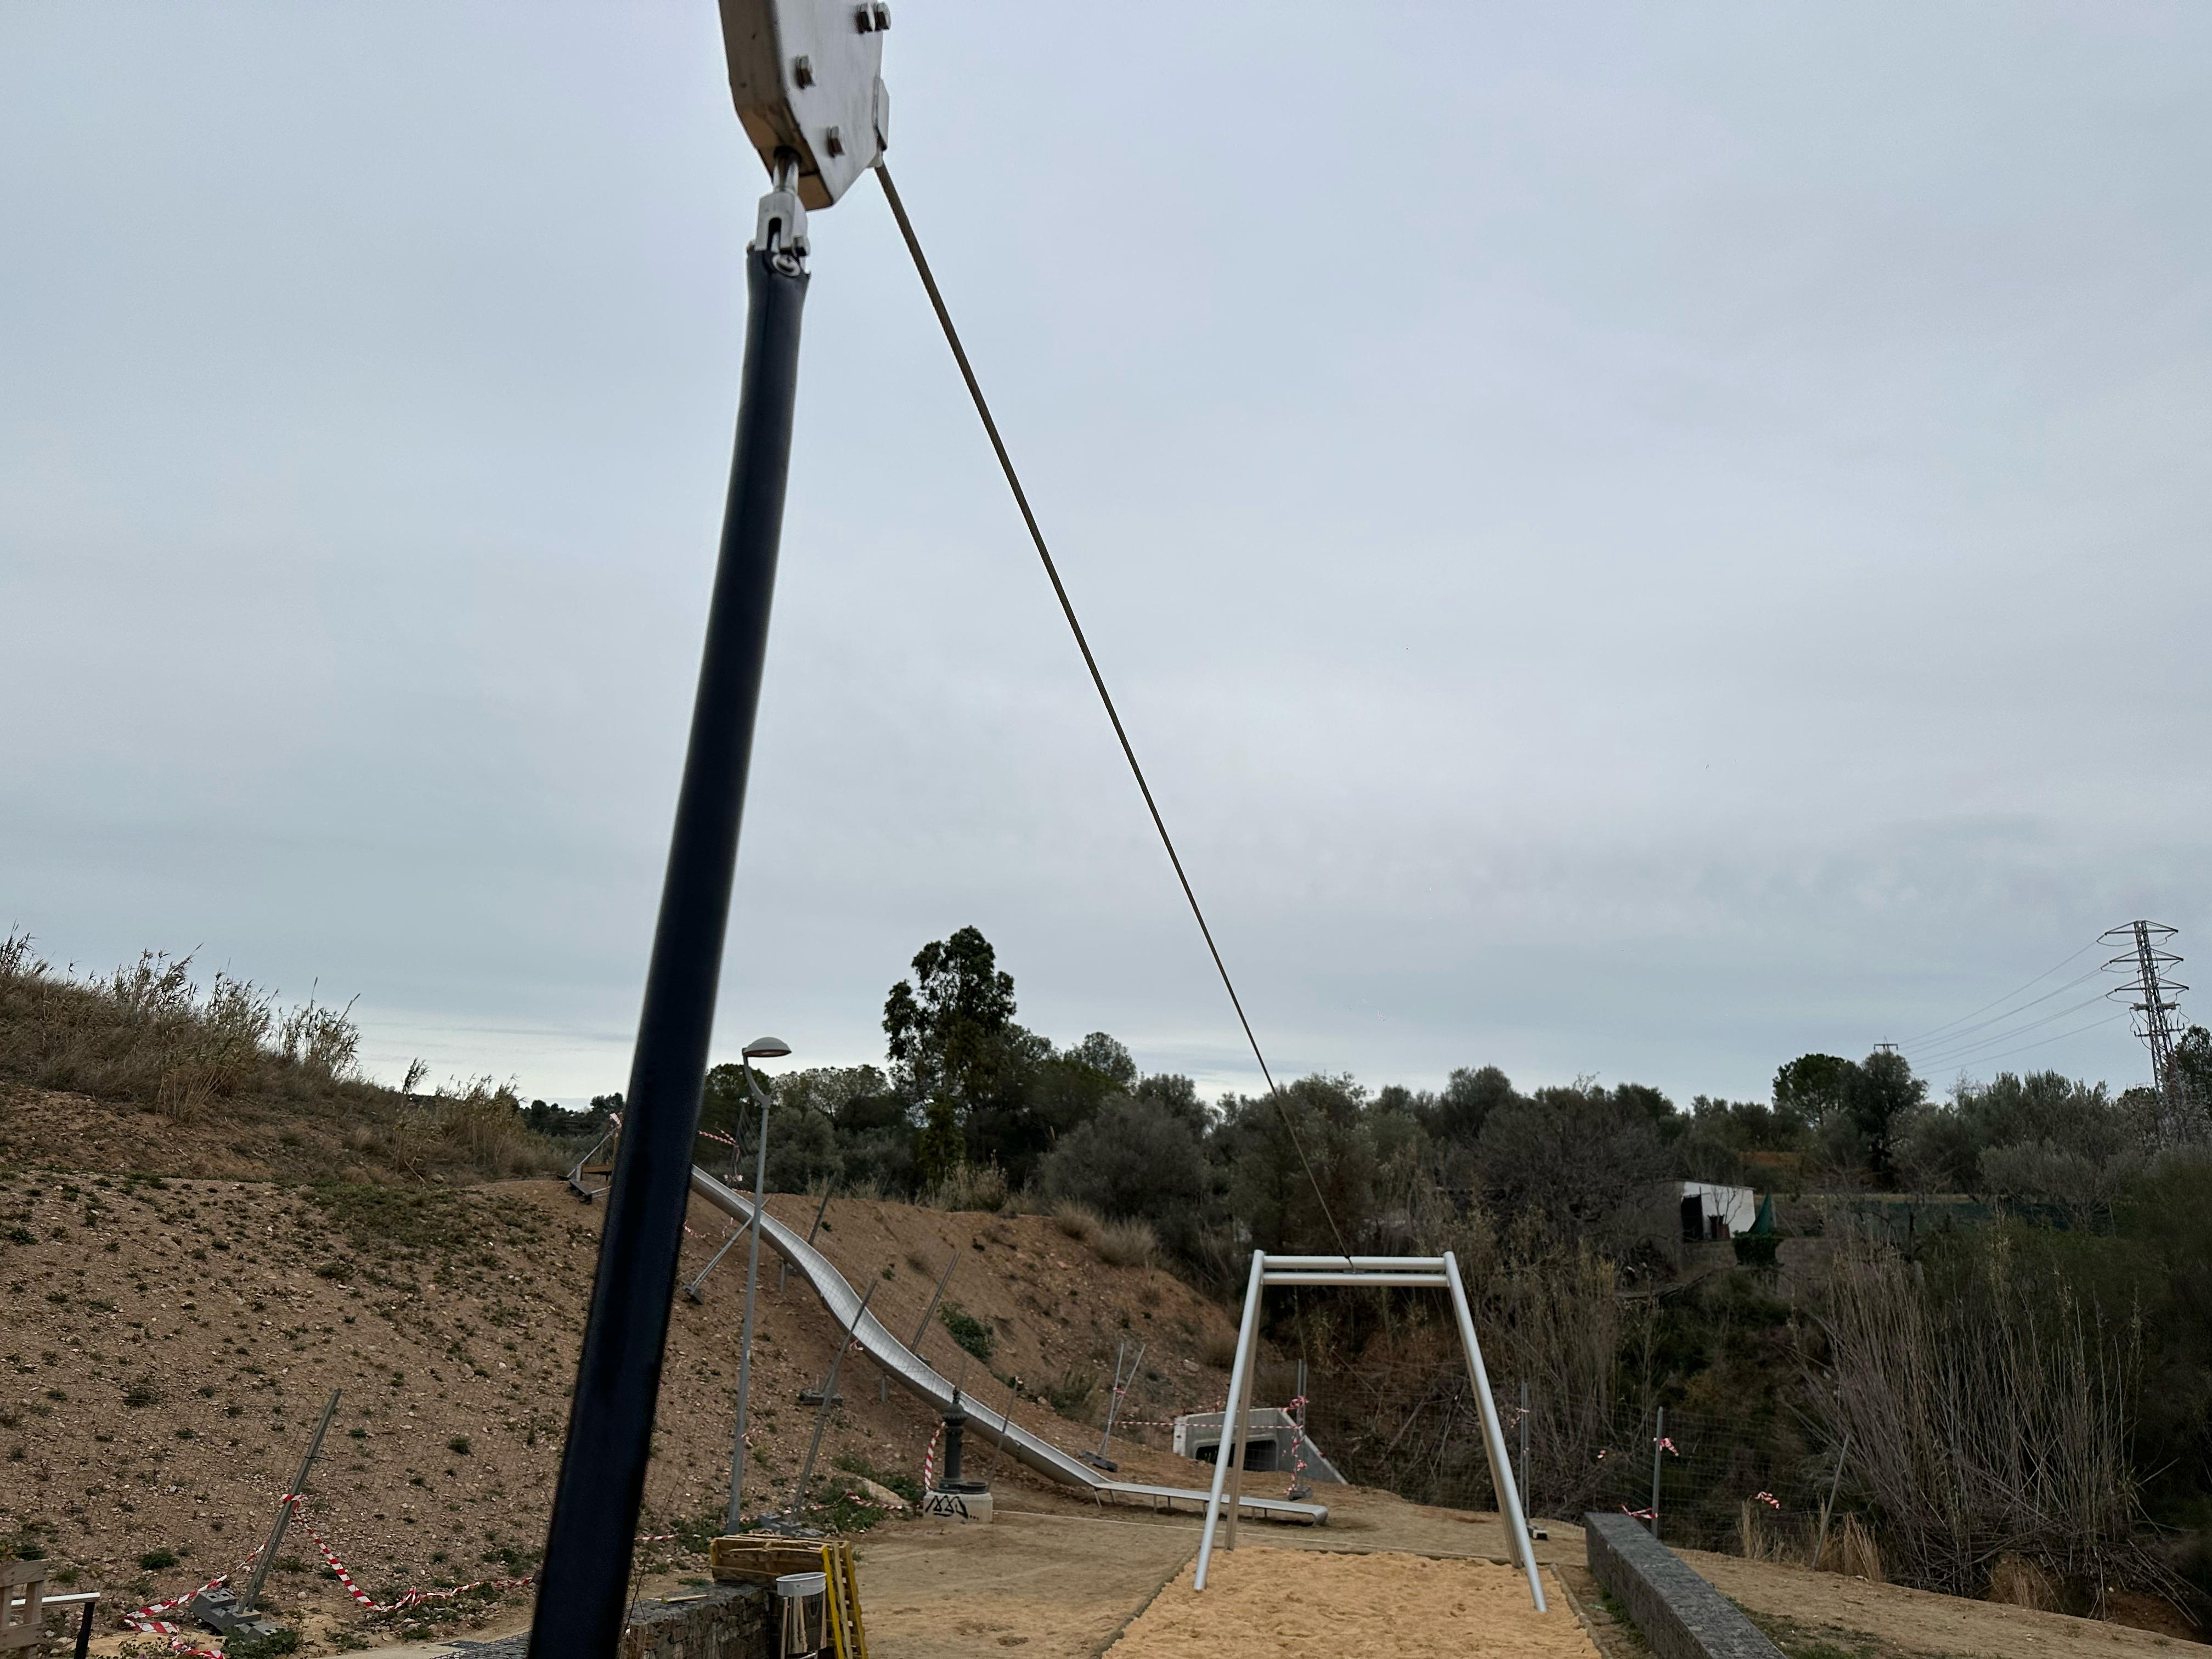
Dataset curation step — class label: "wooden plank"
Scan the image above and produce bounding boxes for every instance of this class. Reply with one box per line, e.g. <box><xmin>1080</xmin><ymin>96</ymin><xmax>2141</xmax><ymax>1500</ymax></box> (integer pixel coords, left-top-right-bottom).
<box><xmin>0</xmin><ymin>1561</ymin><xmax>47</xmax><ymax>1654</ymax></box>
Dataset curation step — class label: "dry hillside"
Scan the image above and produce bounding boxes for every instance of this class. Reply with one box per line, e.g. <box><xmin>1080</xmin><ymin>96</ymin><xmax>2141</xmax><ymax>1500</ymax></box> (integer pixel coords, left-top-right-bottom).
<box><xmin>0</xmin><ymin>1091</ymin><xmax>1262</xmax><ymax>1654</ymax></box>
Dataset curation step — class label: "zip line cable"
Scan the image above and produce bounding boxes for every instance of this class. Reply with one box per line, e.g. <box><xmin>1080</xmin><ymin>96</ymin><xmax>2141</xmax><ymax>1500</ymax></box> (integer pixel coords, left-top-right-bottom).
<box><xmin>1897</xmin><ymin>940</ymin><xmax>2101</xmax><ymax>1048</ymax></box>
<box><xmin>874</xmin><ymin>161</ymin><xmax>1352</xmax><ymax>1262</ymax></box>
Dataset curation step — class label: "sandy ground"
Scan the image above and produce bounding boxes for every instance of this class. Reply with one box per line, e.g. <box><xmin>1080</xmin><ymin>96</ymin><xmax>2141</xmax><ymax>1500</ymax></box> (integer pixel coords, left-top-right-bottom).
<box><xmin>1104</xmin><ymin>1548</ymin><xmax>1595</xmax><ymax>1658</ymax></box>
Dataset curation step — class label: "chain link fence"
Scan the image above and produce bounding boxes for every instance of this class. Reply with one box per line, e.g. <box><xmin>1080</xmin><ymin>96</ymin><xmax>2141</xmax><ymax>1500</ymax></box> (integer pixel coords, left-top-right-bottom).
<box><xmin>1296</xmin><ymin>1361</ymin><xmax>1845</xmax><ymax>1558</ymax></box>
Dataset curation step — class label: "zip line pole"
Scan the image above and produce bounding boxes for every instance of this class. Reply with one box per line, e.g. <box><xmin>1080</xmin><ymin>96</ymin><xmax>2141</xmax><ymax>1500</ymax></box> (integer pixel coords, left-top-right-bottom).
<box><xmin>527</xmin><ymin>161</ymin><xmax>810</xmax><ymax>1659</ymax></box>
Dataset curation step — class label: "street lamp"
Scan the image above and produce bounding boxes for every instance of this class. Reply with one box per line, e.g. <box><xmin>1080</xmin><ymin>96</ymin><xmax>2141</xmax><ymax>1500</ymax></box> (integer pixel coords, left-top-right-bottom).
<box><xmin>726</xmin><ymin>1035</ymin><xmax>791</xmax><ymax>1531</ymax></box>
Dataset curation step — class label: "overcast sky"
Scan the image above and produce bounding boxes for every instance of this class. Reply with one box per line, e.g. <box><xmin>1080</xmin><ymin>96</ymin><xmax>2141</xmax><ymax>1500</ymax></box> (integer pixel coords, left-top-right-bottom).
<box><xmin>4</xmin><ymin>3</ymin><xmax>2208</xmax><ymax>1107</ymax></box>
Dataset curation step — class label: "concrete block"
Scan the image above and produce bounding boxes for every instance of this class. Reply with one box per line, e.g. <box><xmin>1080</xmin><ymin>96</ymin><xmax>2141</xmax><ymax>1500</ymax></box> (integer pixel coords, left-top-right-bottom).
<box><xmin>921</xmin><ymin>1487</ymin><xmax>993</xmax><ymax>1523</ymax></box>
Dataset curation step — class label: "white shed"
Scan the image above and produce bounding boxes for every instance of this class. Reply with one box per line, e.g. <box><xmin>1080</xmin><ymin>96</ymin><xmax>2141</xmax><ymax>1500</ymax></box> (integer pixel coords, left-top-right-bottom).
<box><xmin>1679</xmin><ymin>1181</ymin><xmax>1758</xmax><ymax>1242</ymax></box>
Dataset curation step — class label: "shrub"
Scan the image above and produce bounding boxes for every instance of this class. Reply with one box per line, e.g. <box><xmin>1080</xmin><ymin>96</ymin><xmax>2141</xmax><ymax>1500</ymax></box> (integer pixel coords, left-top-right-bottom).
<box><xmin>1050</xmin><ymin>1201</ymin><xmax>1102</xmax><ymax>1244</ymax></box>
<box><xmin>448</xmin><ymin>1436</ymin><xmax>472</xmax><ymax>1456</ymax></box>
<box><xmin>831</xmin><ymin>1452</ymin><xmax>921</xmax><ymax>1504</ymax></box>
<box><xmin>1092</xmin><ymin>1218</ymin><xmax>1158</xmax><ymax>1269</ymax></box>
<box><xmin>1039</xmin><ymin>1097</ymin><xmax>1205</xmax><ymax>1250</ymax></box>
<box><xmin>1042</xmin><ymin>1368</ymin><xmax>1095</xmax><ymax>1415</ymax></box>
<box><xmin>123</xmin><ymin>1378</ymin><xmax>160</xmax><ymax>1408</ymax></box>
<box><xmin>137</xmin><ymin>1549</ymin><xmax>178</xmax><ymax>1570</ymax></box>
<box><xmin>928</xmin><ymin>1161</ymin><xmax>1008</xmax><ymax>1214</ymax></box>
<box><xmin>939</xmin><ymin>1304</ymin><xmax>995</xmax><ymax>1362</ymax></box>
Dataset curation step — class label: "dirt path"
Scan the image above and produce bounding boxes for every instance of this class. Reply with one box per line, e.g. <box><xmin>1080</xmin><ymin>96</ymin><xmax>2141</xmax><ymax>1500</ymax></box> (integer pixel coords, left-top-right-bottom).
<box><xmin>1682</xmin><ymin>1545</ymin><xmax>2210</xmax><ymax>1659</ymax></box>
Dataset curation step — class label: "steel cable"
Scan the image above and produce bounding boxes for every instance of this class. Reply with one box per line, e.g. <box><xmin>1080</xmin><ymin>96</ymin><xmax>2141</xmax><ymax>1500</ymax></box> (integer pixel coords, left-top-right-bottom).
<box><xmin>874</xmin><ymin>161</ymin><xmax>1351</xmax><ymax>1263</ymax></box>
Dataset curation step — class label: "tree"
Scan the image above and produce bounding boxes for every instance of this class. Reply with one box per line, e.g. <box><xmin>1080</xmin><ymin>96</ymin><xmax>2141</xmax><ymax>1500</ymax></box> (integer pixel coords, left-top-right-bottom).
<box><xmin>1133</xmin><ymin>1071</ymin><xmax>1209</xmax><ymax>1138</ymax></box>
<box><xmin>1849</xmin><ymin>1048</ymin><xmax>1926</xmax><ymax>1185</ymax></box>
<box><xmin>1774</xmin><ymin>1054</ymin><xmax>1856</xmax><ymax>1123</ymax></box>
<box><xmin>1217</xmin><ymin>1075</ymin><xmax>1378</xmax><ymax>1256</ymax></box>
<box><xmin>884</xmin><ymin>926</ymin><xmax>1015</xmax><ymax>1181</ymax></box>
<box><xmin>1066</xmin><ymin>1031</ymin><xmax>1136</xmax><ymax>1087</ymax></box>
<box><xmin>2174</xmin><ymin>1026</ymin><xmax>2212</xmax><ymax>1124</ymax></box>
<box><xmin>1039</xmin><ymin>1093</ymin><xmax>1208</xmax><ymax>1252</ymax></box>
<box><xmin>883</xmin><ymin>926</ymin><xmax>1016</xmax><ymax>1107</ymax></box>
<box><xmin>1427</xmin><ymin>1065</ymin><xmax>1519</xmax><ymax>1146</ymax></box>
<box><xmin>1476</xmin><ymin>1082</ymin><xmax>1669</xmax><ymax>1243</ymax></box>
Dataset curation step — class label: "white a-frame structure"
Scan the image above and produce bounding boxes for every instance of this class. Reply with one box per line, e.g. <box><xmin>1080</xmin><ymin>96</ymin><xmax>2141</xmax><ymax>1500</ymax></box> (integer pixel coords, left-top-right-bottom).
<box><xmin>1193</xmin><ymin>1251</ymin><xmax>1547</xmax><ymax>1610</ymax></box>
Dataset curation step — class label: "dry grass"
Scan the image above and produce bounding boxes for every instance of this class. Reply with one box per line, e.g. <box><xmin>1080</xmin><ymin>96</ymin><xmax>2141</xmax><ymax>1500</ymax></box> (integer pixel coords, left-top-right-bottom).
<box><xmin>0</xmin><ymin>930</ymin><xmax>566</xmax><ymax>1185</ymax></box>
<box><xmin>1197</xmin><ymin>1324</ymin><xmax>1242</xmax><ymax>1369</ymax></box>
<box><xmin>1047</xmin><ymin>1200</ymin><xmax>1155</xmax><ymax>1268</ymax></box>
<box><xmin>1093</xmin><ymin>1217</ymin><xmax>1159</xmax><ymax>1268</ymax></box>
<box><xmin>1821</xmin><ymin>1234</ymin><xmax>2163</xmax><ymax>1600</ymax></box>
<box><xmin>926</xmin><ymin>1160</ymin><xmax>1009</xmax><ymax>1213</ymax></box>
<box><xmin>1053</xmin><ymin>1199</ymin><xmax>1103</xmax><ymax>1243</ymax></box>
<box><xmin>1985</xmin><ymin>1550</ymin><xmax>2059</xmax><ymax>1610</ymax></box>
<box><xmin>0</xmin><ymin>931</ymin><xmax>361</xmax><ymax>1115</ymax></box>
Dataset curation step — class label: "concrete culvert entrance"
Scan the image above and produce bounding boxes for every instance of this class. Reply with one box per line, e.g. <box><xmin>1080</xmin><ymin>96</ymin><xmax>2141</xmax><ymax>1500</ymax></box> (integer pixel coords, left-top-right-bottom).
<box><xmin>1174</xmin><ymin>1409</ymin><xmax>1344</xmax><ymax>1481</ymax></box>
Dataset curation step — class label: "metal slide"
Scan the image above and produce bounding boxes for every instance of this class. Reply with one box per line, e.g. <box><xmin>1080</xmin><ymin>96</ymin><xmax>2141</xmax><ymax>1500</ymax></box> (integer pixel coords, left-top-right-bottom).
<box><xmin>687</xmin><ymin>1168</ymin><xmax>1328</xmax><ymax>1525</ymax></box>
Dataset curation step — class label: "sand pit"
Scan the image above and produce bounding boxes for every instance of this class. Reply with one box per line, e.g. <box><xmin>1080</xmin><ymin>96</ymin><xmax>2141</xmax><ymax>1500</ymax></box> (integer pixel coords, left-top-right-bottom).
<box><xmin>1104</xmin><ymin>1547</ymin><xmax>1597</xmax><ymax>1658</ymax></box>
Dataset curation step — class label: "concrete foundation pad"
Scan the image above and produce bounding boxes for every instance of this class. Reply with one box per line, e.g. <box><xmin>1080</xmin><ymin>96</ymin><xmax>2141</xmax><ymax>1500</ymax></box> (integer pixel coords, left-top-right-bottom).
<box><xmin>922</xmin><ymin>1487</ymin><xmax>994</xmax><ymax>1523</ymax></box>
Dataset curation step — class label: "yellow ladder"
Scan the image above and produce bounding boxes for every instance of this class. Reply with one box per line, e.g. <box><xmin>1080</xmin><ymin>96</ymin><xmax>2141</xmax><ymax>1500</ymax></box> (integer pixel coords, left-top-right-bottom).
<box><xmin>820</xmin><ymin>1540</ymin><xmax>869</xmax><ymax>1659</ymax></box>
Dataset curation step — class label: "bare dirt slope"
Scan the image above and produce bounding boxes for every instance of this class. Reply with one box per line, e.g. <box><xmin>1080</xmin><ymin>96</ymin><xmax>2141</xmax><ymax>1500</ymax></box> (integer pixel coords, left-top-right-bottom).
<box><xmin>1</xmin><ymin>1165</ymin><xmax>1254</xmax><ymax>1655</ymax></box>
<box><xmin>10</xmin><ymin>1121</ymin><xmax>2199</xmax><ymax>1659</ymax></box>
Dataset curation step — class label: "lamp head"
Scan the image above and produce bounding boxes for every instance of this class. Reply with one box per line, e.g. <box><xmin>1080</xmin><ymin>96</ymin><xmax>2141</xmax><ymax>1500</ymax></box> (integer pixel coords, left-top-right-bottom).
<box><xmin>742</xmin><ymin>1036</ymin><xmax>793</xmax><ymax>1062</ymax></box>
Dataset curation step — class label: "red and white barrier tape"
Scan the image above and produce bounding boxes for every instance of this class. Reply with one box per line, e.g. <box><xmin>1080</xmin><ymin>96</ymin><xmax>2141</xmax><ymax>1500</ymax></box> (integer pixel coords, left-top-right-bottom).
<box><xmin>922</xmin><ymin>1424</ymin><xmax>941</xmax><ymax>1491</ymax></box>
<box><xmin>1284</xmin><ymin>1393</ymin><xmax>1310</xmax><ymax>1496</ymax></box>
<box><xmin>120</xmin><ymin>1575</ymin><xmax>232</xmax><ymax>1635</ymax></box>
<box><xmin>284</xmin><ymin>1498</ymin><xmax>533</xmax><ymax>1615</ymax></box>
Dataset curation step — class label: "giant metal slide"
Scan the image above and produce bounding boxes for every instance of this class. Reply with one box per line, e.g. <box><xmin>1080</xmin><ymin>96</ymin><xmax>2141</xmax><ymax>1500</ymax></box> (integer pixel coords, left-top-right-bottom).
<box><xmin>688</xmin><ymin>1167</ymin><xmax>1329</xmax><ymax>1525</ymax></box>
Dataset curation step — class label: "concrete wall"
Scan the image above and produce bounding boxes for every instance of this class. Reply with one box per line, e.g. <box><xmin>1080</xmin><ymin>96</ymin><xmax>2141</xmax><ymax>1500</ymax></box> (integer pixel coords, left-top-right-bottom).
<box><xmin>1584</xmin><ymin>1512</ymin><xmax>1781</xmax><ymax>1659</ymax></box>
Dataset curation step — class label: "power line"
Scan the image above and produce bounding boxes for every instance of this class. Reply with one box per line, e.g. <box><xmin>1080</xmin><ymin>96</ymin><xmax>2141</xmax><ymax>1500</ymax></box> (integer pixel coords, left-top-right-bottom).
<box><xmin>1906</xmin><ymin>990</ymin><xmax>2119</xmax><ymax>1070</ymax></box>
<box><xmin>1897</xmin><ymin>940</ymin><xmax>2101</xmax><ymax>1048</ymax></box>
<box><xmin>874</xmin><ymin>162</ymin><xmax>1352</xmax><ymax>1262</ymax></box>
<box><xmin>1904</xmin><ymin>984</ymin><xmax>2114</xmax><ymax>1066</ymax></box>
<box><xmin>1898</xmin><ymin>966</ymin><xmax>2108</xmax><ymax>1062</ymax></box>
<box><xmin>1916</xmin><ymin>1008</ymin><xmax>2133</xmax><ymax>1074</ymax></box>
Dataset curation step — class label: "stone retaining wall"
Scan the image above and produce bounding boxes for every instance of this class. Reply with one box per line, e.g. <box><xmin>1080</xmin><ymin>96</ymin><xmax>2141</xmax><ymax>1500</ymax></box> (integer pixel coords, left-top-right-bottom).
<box><xmin>617</xmin><ymin>1585</ymin><xmax>770</xmax><ymax>1659</ymax></box>
<box><xmin>1584</xmin><ymin>1512</ymin><xmax>1782</xmax><ymax>1659</ymax></box>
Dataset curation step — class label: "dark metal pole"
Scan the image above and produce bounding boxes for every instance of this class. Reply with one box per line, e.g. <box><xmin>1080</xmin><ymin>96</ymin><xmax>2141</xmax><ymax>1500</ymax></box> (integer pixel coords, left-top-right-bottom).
<box><xmin>528</xmin><ymin>226</ymin><xmax>809</xmax><ymax>1659</ymax></box>
<box><xmin>242</xmin><ymin>1388</ymin><xmax>340</xmax><ymax>1613</ymax></box>
<box><xmin>725</xmin><ymin>1079</ymin><xmax>772</xmax><ymax>1532</ymax></box>
<box><xmin>793</xmin><ymin>1282</ymin><xmax>878</xmax><ymax>1513</ymax></box>
<box><xmin>781</xmin><ymin>1181</ymin><xmax>832</xmax><ymax>1294</ymax></box>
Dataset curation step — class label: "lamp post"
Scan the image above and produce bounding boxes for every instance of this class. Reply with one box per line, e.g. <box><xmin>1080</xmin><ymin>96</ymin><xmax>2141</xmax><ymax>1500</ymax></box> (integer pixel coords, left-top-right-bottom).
<box><xmin>726</xmin><ymin>1034</ymin><xmax>790</xmax><ymax>1531</ymax></box>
